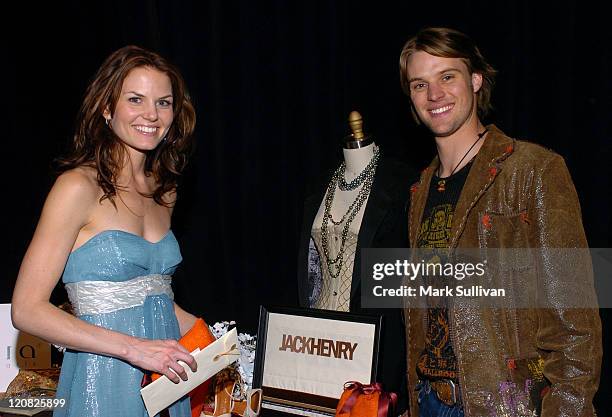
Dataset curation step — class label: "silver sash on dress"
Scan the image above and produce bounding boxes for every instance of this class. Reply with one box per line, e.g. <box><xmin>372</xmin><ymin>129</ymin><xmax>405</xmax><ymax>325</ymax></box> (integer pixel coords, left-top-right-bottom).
<box><xmin>65</xmin><ymin>274</ymin><xmax>174</xmax><ymax>316</ymax></box>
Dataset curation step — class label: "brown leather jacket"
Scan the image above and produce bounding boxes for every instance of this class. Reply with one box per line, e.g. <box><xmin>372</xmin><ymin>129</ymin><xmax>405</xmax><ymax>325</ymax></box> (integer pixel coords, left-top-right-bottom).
<box><xmin>405</xmin><ymin>125</ymin><xmax>602</xmax><ymax>417</ymax></box>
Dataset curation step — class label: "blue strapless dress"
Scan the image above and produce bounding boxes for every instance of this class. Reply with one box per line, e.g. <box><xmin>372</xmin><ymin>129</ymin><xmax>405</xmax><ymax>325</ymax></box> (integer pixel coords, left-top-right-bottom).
<box><xmin>54</xmin><ymin>230</ymin><xmax>191</xmax><ymax>417</ymax></box>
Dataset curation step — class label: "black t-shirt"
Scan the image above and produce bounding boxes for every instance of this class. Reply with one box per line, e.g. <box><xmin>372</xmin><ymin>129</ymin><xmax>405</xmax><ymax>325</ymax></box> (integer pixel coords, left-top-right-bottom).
<box><xmin>416</xmin><ymin>161</ymin><xmax>472</xmax><ymax>381</ymax></box>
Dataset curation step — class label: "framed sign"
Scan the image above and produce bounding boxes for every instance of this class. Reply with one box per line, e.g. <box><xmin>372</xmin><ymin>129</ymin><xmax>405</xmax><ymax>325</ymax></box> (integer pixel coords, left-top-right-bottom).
<box><xmin>252</xmin><ymin>306</ymin><xmax>382</xmax><ymax>416</ymax></box>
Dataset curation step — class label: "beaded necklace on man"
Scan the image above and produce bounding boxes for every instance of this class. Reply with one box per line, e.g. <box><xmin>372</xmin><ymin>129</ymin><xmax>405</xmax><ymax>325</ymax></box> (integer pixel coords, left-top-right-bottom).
<box><xmin>321</xmin><ymin>146</ymin><xmax>380</xmax><ymax>279</ymax></box>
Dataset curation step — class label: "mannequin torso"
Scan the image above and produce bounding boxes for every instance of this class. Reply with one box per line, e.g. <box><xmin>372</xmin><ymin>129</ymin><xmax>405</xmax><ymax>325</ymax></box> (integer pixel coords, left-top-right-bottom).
<box><xmin>310</xmin><ymin>142</ymin><xmax>377</xmax><ymax>311</ymax></box>
<box><xmin>312</xmin><ymin>142</ymin><xmax>376</xmax><ymax>233</ymax></box>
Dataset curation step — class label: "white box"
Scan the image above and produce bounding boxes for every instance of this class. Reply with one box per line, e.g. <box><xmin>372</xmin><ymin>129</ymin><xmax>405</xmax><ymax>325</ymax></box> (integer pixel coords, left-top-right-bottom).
<box><xmin>0</xmin><ymin>304</ymin><xmax>51</xmax><ymax>392</ymax></box>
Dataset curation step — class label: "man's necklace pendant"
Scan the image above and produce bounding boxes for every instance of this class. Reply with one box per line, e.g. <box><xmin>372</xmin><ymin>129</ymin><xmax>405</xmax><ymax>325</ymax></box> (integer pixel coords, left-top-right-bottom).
<box><xmin>437</xmin><ymin>179</ymin><xmax>446</xmax><ymax>192</ymax></box>
<box><xmin>434</xmin><ymin>128</ymin><xmax>488</xmax><ymax>194</ymax></box>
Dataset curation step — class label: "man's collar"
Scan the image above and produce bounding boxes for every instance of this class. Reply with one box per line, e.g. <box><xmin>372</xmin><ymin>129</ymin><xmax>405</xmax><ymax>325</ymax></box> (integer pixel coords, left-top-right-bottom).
<box><xmin>428</xmin><ymin>124</ymin><xmax>514</xmax><ymax>172</ymax></box>
<box><xmin>409</xmin><ymin>124</ymin><xmax>516</xmax><ymax>248</ymax></box>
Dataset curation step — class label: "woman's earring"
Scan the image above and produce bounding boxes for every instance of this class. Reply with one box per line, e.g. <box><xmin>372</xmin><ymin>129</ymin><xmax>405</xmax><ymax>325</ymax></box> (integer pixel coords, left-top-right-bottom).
<box><xmin>105</xmin><ymin>118</ymin><xmax>111</xmax><ymax>127</ymax></box>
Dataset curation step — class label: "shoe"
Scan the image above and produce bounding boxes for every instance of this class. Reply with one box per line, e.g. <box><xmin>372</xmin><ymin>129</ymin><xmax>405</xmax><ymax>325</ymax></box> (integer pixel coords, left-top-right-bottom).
<box><xmin>231</xmin><ymin>388</ymin><xmax>262</xmax><ymax>417</ymax></box>
<box><xmin>212</xmin><ymin>380</ymin><xmax>236</xmax><ymax>417</ymax></box>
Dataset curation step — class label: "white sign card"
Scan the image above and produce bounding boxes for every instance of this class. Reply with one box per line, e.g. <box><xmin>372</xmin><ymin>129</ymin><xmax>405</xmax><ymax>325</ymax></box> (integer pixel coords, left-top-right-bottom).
<box><xmin>253</xmin><ymin>307</ymin><xmax>381</xmax><ymax>415</ymax></box>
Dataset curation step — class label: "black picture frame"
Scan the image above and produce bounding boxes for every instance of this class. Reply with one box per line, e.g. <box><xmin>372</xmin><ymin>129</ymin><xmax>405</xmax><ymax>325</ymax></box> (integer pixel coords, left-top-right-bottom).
<box><xmin>253</xmin><ymin>305</ymin><xmax>382</xmax><ymax>416</ymax></box>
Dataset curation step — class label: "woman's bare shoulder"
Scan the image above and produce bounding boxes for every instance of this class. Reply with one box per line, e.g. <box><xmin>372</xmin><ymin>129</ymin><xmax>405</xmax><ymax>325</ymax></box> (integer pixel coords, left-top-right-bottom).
<box><xmin>52</xmin><ymin>167</ymin><xmax>100</xmax><ymax>205</ymax></box>
<box><xmin>30</xmin><ymin>167</ymin><xmax>101</xmax><ymax>251</ymax></box>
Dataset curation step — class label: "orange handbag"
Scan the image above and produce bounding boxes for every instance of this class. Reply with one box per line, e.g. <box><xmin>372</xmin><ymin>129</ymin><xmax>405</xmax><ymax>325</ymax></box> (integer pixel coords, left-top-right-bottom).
<box><xmin>149</xmin><ymin>318</ymin><xmax>217</xmax><ymax>417</ymax></box>
<box><xmin>335</xmin><ymin>381</ymin><xmax>397</xmax><ymax>417</ymax></box>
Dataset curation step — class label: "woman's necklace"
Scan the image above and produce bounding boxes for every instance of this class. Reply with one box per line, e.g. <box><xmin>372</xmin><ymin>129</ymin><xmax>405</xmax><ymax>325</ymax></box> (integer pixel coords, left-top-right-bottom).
<box><xmin>437</xmin><ymin>128</ymin><xmax>488</xmax><ymax>192</ymax></box>
<box><xmin>321</xmin><ymin>147</ymin><xmax>379</xmax><ymax>279</ymax></box>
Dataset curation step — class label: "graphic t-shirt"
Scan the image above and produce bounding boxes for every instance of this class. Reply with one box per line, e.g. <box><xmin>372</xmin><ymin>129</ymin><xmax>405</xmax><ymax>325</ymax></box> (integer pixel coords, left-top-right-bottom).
<box><xmin>416</xmin><ymin>161</ymin><xmax>471</xmax><ymax>381</ymax></box>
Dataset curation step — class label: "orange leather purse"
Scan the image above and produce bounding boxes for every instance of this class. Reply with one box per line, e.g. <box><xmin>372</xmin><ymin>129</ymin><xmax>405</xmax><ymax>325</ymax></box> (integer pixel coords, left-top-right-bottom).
<box><xmin>335</xmin><ymin>381</ymin><xmax>397</xmax><ymax>417</ymax></box>
<box><xmin>149</xmin><ymin>318</ymin><xmax>217</xmax><ymax>417</ymax></box>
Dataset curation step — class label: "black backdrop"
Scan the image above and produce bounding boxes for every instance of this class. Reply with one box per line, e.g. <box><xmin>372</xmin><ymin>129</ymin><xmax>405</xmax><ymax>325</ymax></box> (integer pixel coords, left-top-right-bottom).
<box><xmin>4</xmin><ymin>0</ymin><xmax>611</xmax><ymax>412</ymax></box>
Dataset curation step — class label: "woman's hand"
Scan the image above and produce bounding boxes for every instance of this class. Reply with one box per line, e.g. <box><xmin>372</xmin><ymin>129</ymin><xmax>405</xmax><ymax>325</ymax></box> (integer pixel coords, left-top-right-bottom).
<box><xmin>125</xmin><ymin>338</ymin><xmax>198</xmax><ymax>384</ymax></box>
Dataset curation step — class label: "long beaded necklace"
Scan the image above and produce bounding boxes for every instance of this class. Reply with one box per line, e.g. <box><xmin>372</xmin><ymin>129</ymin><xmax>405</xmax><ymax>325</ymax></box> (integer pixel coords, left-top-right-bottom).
<box><xmin>337</xmin><ymin>147</ymin><xmax>380</xmax><ymax>191</ymax></box>
<box><xmin>321</xmin><ymin>146</ymin><xmax>380</xmax><ymax>279</ymax></box>
<box><xmin>436</xmin><ymin>128</ymin><xmax>488</xmax><ymax>192</ymax></box>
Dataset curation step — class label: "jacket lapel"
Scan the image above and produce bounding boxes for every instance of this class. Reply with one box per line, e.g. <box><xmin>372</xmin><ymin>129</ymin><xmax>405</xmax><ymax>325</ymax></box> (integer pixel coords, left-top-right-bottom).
<box><xmin>409</xmin><ymin>125</ymin><xmax>516</xmax><ymax>249</ymax></box>
<box><xmin>350</xmin><ymin>168</ymin><xmax>394</xmax><ymax>301</ymax></box>
<box><xmin>409</xmin><ymin>165</ymin><xmax>435</xmax><ymax>247</ymax></box>
<box><xmin>449</xmin><ymin>125</ymin><xmax>515</xmax><ymax>248</ymax></box>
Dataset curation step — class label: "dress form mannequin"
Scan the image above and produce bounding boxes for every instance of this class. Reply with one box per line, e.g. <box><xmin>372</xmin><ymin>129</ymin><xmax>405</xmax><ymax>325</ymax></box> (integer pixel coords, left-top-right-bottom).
<box><xmin>313</xmin><ymin>112</ymin><xmax>375</xmax><ymax>235</ymax></box>
<box><xmin>298</xmin><ymin>112</ymin><xmax>414</xmax><ymax>413</ymax></box>
<box><xmin>311</xmin><ymin>112</ymin><xmax>378</xmax><ymax>311</ymax></box>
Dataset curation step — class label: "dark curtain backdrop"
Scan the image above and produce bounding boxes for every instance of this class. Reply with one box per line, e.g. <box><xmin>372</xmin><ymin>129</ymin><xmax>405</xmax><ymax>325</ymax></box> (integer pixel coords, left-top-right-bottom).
<box><xmin>4</xmin><ymin>0</ymin><xmax>611</xmax><ymax>412</ymax></box>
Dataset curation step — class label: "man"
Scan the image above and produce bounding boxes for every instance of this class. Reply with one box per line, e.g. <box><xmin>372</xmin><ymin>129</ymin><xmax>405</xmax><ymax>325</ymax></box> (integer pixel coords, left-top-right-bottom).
<box><xmin>399</xmin><ymin>27</ymin><xmax>601</xmax><ymax>417</ymax></box>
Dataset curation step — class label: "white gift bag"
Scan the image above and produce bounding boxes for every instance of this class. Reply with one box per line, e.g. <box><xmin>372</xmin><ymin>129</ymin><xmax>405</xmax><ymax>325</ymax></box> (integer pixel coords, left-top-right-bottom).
<box><xmin>140</xmin><ymin>328</ymin><xmax>239</xmax><ymax>417</ymax></box>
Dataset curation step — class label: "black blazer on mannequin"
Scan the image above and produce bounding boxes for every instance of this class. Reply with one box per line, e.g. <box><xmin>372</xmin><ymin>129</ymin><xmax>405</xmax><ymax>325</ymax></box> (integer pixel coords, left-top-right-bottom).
<box><xmin>297</xmin><ymin>156</ymin><xmax>416</xmax><ymax>414</ymax></box>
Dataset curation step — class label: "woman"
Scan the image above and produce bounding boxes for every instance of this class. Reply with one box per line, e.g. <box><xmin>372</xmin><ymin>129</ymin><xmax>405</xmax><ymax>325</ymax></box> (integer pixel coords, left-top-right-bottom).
<box><xmin>12</xmin><ymin>45</ymin><xmax>199</xmax><ymax>417</ymax></box>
